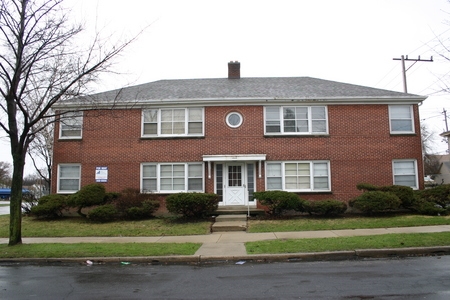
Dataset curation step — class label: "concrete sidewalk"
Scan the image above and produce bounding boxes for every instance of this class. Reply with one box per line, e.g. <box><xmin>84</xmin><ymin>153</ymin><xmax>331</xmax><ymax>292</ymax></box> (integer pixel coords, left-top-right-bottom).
<box><xmin>1</xmin><ymin>225</ymin><xmax>449</xmax><ymax>262</ymax></box>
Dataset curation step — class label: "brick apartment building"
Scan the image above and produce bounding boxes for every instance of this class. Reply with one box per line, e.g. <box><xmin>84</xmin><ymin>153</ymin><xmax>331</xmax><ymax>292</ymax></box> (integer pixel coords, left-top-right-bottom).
<box><xmin>52</xmin><ymin>61</ymin><xmax>426</xmax><ymax>210</ymax></box>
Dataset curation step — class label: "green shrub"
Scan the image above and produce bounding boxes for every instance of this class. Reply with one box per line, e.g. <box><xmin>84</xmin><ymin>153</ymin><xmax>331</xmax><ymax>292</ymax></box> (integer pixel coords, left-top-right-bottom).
<box><xmin>67</xmin><ymin>183</ymin><xmax>106</xmax><ymax>217</ymax></box>
<box><xmin>115</xmin><ymin>188</ymin><xmax>160</xmax><ymax>220</ymax></box>
<box><xmin>356</xmin><ymin>183</ymin><xmax>414</xmax><ymax>209</ymax></box>
<box><xmin>378</xmin><ymin>185</ymin><xmax>415</xmax><ymax>209</ymax></box>
<box><xmin>416</xmin><ymin>184</ymin><xmax>450</xmax><ymax>210</ymax></box>
<box><xmin>104</xmin><ymin>192</ymin><xmax>121</xmax><ymax>203</ymax></box>
<box><xmin>356</xmin><ymin>183</ymin><xmax>378</xmax><ymax>191</ymax></box>
<box><xmin>349</xmin><ymin>191</ymin><xmax>401</xmax><ymax>214</ymax></box>
<box><xmin>412</xmin><ymin>184</ymin><xmax>450</xmax><ymax>215</ymax></box>
<box><xmin>124</xmin><ymin>200</ymin><xmax>160</xmax><ymax>220</ymax></box>
<box><xmin>303</xmin><ymin>199</ymin><xmax>347</xmax><ymax>216</ymax></box>
<box><xmin>30</xmin><ymin>194</ymin><xmax>68</xmax><ymax>218</ymax></box>
<box><xmin>411</xmin><ymin>198</ymin><xmax>447</xmax><ymax>216</ymax></box>
<box><xmin>253</xmin><ymin>191</ymin><xmax>304</xmax><ymax>216</ymax></box>
<box><xmin>87</xmin><ymin>204</ymin><xmax>118</xmax><ymax>222</ymax></box>
<box><xmin>166</xmin><ymin>193</ymin><xmax>219</xmax><ymax>218</ymax></box>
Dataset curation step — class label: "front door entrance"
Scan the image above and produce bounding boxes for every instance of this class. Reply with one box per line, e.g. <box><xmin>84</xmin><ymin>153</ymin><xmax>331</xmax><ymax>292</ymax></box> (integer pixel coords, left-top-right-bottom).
<box><xmin>224</xmin><ymin>164</ymin><xmax>246</xmax><ymax>205</ymax></box>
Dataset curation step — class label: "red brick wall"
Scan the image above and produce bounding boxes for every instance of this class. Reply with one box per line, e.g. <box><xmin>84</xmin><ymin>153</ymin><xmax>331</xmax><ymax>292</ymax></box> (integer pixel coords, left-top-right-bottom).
<box><xmin>52</xmin><ymin>104</ymin><xmax>424</xmax><ymax>202</ymax></box>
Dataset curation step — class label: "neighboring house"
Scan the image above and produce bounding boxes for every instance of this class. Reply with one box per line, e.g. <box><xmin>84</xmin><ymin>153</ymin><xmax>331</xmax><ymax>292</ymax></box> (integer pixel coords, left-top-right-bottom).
<box><xmin>51</xmin><ymin>61</ymin><xmax>425</xmax><ymax>210</ymax></box>
<box><xmin>426</xmin><ymin>154</ymin><xmax>450</xmax><ymax>185</ymax></box>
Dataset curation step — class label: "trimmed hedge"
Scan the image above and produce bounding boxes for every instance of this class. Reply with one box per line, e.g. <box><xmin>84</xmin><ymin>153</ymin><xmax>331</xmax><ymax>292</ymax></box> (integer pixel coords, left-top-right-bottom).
<box><xmin>115</xmin><ymin>188</ymin><xmax>160</xmax><ymax>220</ymax></box>
<box><xmin>357</xmin><ymin>183</ymin><xmax>414</xmax><ymax>209</ymax></box>
<box><xmin>87</xmin><ymin>204</ymin><xmax>118</xmax><ymax>222</ymax></box>
<box><xmin>413</xmin><ymin>184</ymin><xmax>450</xmax><ymax>215</ymax></box>
<box><xmin>303</xmin><ymin>199</ymin><xmax>347</xmax><ymax>216</ymax></box>
<box><xmin>30</xmin><ymin>194</ymin><xmax>67</xmax><ymax>218</ymax></box>
<box><xmin>67</xmin><ymin>183</ymin><xmax>106</xmax><ymax>217</ymax></box>
<box><xmin>253</xmin><ymin>191</ymin><xmax>303</xmax><ymax>216</ymax></box>
<box><xmin>166</xmin><ymin>192</ymin><xmax>219</xmax><ymax>218</ymax></box>
<box><xmin>349</xmin><ymin>191</ymin><xmax>402</xmax><ymax>214</ymax></box>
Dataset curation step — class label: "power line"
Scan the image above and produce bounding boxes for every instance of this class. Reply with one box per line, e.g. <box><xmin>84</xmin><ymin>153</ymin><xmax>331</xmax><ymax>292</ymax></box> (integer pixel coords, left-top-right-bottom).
<box><xmin>392</xmin><ymin>55</ymin><xmax>433</xmax><ymax>93</ymax></box>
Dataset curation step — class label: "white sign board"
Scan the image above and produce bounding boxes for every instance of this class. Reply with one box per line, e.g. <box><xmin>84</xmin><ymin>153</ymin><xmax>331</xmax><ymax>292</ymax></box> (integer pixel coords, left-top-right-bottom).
<box><xmin>95</xmin><ymin>166</ymin><xmax>108</xmax><ymax>183</ymax></box>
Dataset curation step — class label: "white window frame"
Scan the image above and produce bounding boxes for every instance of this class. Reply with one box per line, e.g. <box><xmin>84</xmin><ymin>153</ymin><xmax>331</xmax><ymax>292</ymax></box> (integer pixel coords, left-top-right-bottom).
<box><xmin>392</xmin><ymin>159</ymin><xmax>418</xmax><ymax>189</ymax></box>
<box><xmin>264</xmin><ymin>106</ymin><xmax>328</xmax><ymax>135</ymax></box>
<box><xmin>226</xmin><ymin>112</ymin><xmax>243</xmax><ymax>128</ymax></box>
<box><xmin>389</xmin><ymin>105</ymin><xmax>414</xmax><ymax>134</ymax></box>
<box><xmin>141</xmin><ymin>162</ymin><xmax>204</xmax><ymax>193</ymax></box>
<box><xmin>265</xmin><ymin>161</ymin><xmax>331</xmax><ymax>192</ymax></box>
<box><xmin>141</xmin><ymin>108</ymin><xmax>204</xmax><ymax>137</ymax></box>
<box><xmin>57</xmin><ymin>163</ymin><xmax>81</xmax><ymax>193</ymax></box>
<box><xmin>59</xmin><ymin>111</ymin><xmax>83</xmax><ymax>139</ymax></box>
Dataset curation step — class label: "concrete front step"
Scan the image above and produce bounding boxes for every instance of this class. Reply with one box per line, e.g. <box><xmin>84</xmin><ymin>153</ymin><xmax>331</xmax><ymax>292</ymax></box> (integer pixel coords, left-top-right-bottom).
<box><xmin>212</xmin><ymin>214</ymin><xmax>248</xmax><ymax>232</ymax></box>
<box><xmin>212</xmin><ymin>221</ymin><xmax>247</xmax><ymax>232</ymax></box>
<box><xmin>215</xmin><ymin>214</ymin><xmax>247</xmax><ymax>222</ymax></box>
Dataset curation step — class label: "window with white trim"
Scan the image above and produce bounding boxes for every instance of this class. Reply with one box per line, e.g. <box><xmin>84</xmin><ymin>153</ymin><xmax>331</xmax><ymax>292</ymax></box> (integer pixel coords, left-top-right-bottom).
<box><xmin>141</xmin><ymin>163</ymin><xmax>204</xmax><ymax>193</ymax></box>
<box><xmin>59</xmin><ymin>112</ymin><xmax>83</xmax><ymax>138</ymax></box>
<box><xmin>389</xmin><ymin>105</ymin><xmax>414</xmax><ymax>133</ymax></box>
<box><xmin>264</xmin><ymin>106</ymin><xmax>327</xmax><ymax>135</ymax></box>
<box><xmin>57</xmin><ymin>164</ymin><xmax>81</xmax><ymax>193</ymax></box>
<box><xmin>393</xmin><ymin>159</ymin><xmax>418</xmax><ymax>189</ymax></box>
<box><xmin>142</xmin><ymin>108</ymin><xmax>204</xmax><ymax>137</ymax></box>
<box><xmin>266</xmin><ymin>161</ymin><xmax>330</xmax><ymax>191</ymax></box>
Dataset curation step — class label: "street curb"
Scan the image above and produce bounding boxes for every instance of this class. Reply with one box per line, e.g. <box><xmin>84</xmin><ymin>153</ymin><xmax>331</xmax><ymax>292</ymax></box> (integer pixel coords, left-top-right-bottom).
<box><xmin>1</xmin><ymin>246</ymin><xmax>449</xmax><ymax>265</ymax></box>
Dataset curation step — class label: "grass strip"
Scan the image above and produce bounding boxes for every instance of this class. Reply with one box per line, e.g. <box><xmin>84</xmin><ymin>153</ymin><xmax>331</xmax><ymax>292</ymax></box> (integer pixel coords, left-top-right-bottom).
<box><xmin>246</xmin><ymin>232</ymin><xmax>450</xmax><ymax>254</ymax></box>
<box><xmin>0</xmin><ymin>242</ymin><xmax>201</xmax><ymax>258</ymax></box>
<box><xmin>248</xmin><ymin>215</ymin><xmax>450</xmax><ymax>233</ymax></box>
<box><xmin>0</xmin><ymin>215</ymin><xmax>211</xmax><ymax>237</ymax></box>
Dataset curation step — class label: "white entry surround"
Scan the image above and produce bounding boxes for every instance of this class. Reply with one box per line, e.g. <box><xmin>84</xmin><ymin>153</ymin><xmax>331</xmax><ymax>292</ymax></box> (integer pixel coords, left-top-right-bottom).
<box><xmin>203</xmin><ymin>154</ymin><xmax>266</xmax><ymax>206</ymax></box>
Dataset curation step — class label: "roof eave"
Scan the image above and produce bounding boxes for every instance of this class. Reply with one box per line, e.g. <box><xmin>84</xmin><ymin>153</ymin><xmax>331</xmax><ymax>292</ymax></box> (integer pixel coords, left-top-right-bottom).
<box><xmin>53</xmin><ymin>95</ymin><xmax>427</xmax><ymax>110</ymax></box>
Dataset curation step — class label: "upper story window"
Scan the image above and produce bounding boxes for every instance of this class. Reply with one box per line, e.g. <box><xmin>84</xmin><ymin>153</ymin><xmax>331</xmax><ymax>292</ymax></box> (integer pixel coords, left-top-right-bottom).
<box><xmin>264</xmin><ymin>106</ymin><xmax>328</xmax><ymax>135</ymax></box>
<box><xmin>59</xmin><ymin>111</ymin><xmax>83</xmax><ymax>139</ymax></box>
<box><xmin>142</xmin><ymin>108</ymin><xmax>204</xmax><ymax>137</ymax></box>
<box><xmin>226</xmin><ymin>112</ymin><xmax>243</xmax><ymax>128</ymax></box>
<box><xmin>266</xmin><ymin>161</ymin><xmax>330</xmax><ymax>192</ymax></box>
<box><xmin>57</xmin><ymin>163</ymin><xmax>81</xmax><ymax>193</ymax></box>
<box><xmin>389</xmin><ymin>105</ymin><xmax>414</xmax><ymax>133</ymax></box>
<box><xmin>141</xmin><ymin>162</ymin><xmax>204</xmax><ymax>193</ymax></box>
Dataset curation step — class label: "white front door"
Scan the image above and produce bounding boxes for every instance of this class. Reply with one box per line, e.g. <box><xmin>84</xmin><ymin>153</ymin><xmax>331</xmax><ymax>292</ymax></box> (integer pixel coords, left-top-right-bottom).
<box><xmin>224</xmin><ymin>164</ymin><xmax>246</xmax><ymax>205</ymax></box>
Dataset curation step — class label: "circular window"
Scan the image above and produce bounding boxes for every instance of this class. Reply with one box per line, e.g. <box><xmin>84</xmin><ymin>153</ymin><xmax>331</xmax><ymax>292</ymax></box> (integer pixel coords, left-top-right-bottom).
<box><xmin>226</xmin><ymin>112</ymin><xmax>243</xmax><ymax>128</ymax></box>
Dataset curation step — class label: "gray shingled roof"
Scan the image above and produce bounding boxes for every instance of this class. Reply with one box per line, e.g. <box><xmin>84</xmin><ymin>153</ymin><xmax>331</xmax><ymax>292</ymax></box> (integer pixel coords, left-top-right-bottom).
<box><xmin>58</xmin><ymin>76</ymin><xmax>425</xmax><ymax>108</ymax></box>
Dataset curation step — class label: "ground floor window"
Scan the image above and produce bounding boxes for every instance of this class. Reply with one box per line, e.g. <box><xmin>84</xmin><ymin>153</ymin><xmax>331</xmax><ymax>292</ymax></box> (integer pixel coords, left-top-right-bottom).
<box><xmin>141</xmin><ymin>162</ymin><xmax>203</xmax><ymax>193</ymax></box>
<box><xmin>266</xmin><ymin>161</ymin><xmax>330</xmax><ymax>191</ymax></box>
<box><xmin>57</xmin><ymin>164</ymin><xmax>81</xmax><ymax>193</ymax></box>
<box><xmin>393</xmin><ymin>159</ymin><xmax>418</xmax><ymax>189</ymax></box>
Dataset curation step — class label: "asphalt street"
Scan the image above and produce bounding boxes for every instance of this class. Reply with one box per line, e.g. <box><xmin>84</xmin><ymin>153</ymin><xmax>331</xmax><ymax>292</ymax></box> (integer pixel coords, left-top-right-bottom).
<box><xmin>0</xmin><ymin>256</ymin><xmax>449</xmax><ymax>299</ymax></box>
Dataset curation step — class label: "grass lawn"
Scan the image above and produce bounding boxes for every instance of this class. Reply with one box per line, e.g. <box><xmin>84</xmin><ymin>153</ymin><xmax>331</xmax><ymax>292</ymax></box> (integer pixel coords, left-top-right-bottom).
<box><xmin>248</xmin><ymin>214</ymin><xmax>450</xmax><ymax>233</ymax></box>
<box><xmin>0</xmin><ymin>215</ymin><xmax>211</xmax><ymax>237</ymax></box>
<box><xmin>246</xmin><ymin>232</ymin><xmax>450</xmax><ymax>254</ymax></box>
<box><xmin>0</xmin><ymin>243</ymin><xmax>201</xmax><ymax>258</ymax></box>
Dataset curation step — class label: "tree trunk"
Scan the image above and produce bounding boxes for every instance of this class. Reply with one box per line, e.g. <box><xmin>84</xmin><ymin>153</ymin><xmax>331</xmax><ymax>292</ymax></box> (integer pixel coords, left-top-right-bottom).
<box><xmin>9</xmin><ymin>154</ymin><xmax>25</xmax><ymax>246</ymax></box>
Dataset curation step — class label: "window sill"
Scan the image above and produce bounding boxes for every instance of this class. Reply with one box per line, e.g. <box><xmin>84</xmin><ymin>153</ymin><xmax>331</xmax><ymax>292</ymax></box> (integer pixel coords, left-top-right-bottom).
<box><xmin>140</xmin><ymin>136</ymin><xmax>205</xmax><ymax>140</ymax></box>
<box><xmin>58</xmin><ymin>138</ymin><xmax>82</xmax><ymax>141</ymax></box>
<box><xmin>264</xmin><ymin>134</ymin><xmax>330</xmax><ymax>138</ymax></box>
<box><xmin>389</xmin><ymin>133</ymin><xmax>417</xmax><ymax>136</ymax></box>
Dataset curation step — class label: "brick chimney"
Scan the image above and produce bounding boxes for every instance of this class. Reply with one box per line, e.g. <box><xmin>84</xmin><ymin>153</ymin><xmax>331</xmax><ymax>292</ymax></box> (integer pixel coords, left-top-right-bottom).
<box><xmin>228</xmin><ymin>61</ymin><xmax>240</xmax><ymax>79</ymax></box>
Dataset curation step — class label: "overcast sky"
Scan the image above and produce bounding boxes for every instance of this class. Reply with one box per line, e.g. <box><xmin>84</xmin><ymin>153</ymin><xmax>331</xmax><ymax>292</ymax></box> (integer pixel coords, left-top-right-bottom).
<box><xmin>2</xmin><ymin>0</ymin><xmax>450</xmax><ymax>175</ymax></box>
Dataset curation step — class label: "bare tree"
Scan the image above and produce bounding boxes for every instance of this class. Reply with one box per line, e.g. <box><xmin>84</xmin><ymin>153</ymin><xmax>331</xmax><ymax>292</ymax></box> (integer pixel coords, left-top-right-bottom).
<box><xmin>0</xmin><ymin>0</ymin><xmax>140</xmax><ymax>245</ymax></box>
<box><xmin>0</xmin><ymin>161</ymin><xmax>12</xmax><ymax>187</ymax></box>
<box><xmin>28</xmin><ymin>121</ymin><xmax>53</xmax><ymax>190</ymax></box>
<box><xmin>421</xmin><ymin>123</ymin><xmax>436</xmax><ymax>155</ymax></box>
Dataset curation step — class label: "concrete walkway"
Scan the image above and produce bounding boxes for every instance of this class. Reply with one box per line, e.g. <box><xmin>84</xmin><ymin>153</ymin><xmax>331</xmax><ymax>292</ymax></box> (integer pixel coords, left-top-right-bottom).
<box><xmin>1</xmin><ymin>225</ymin><xmax>449</xmax><ymax>259</ymax></box>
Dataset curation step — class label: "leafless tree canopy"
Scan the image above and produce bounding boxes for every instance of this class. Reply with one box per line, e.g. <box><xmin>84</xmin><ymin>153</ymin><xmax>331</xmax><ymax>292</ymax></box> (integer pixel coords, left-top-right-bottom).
<box><xmin>0</xmin><ymin>161</ymin><xmax>11</xmax><ymax>186</ymax></box>
<box><xmin>0</xmin><ymin>0</ymin><xmax>140</xmax><ymax>245</ymax></box>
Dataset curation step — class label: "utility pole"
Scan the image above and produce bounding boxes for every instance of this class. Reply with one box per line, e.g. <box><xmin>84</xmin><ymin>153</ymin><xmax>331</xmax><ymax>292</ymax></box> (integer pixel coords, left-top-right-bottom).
<box><xmin>443</xmin><ymin>108</ymin><xmax>449</xmax><ymax>132</ymax></box>
<box><xmin>392</xmin><ymin>55</ymin><xmax>433</xmax><ymax>93</ymax></box>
